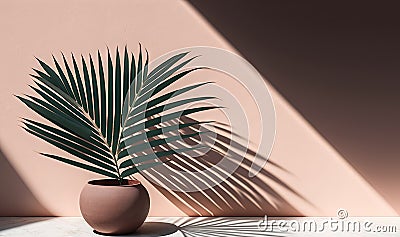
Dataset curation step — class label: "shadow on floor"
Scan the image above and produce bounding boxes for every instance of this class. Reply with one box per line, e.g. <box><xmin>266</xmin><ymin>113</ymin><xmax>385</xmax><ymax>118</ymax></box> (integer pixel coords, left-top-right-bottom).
<box><xmin>102</xmin><ymin>222</ymin><xmax>179</xmax><ymax>237</ymax></box>
<box><xmin>113</xmin><ymin>218</ymin><xmax>283</xmax><ymax>237</ymax></box>
<box><xmin>175</xmin><ymin>217</ymin><xmax>284</xmax><ymax>237</ymax></box>
<box><xmin>0</xmin><ymin>217</ymin><xmax>53</xmax><ymax>231</ymax></box>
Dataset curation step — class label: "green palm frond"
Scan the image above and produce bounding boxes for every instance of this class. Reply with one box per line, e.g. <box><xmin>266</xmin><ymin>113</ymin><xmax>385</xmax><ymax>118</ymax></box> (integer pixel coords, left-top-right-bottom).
<box><xmin>18</xmin><ymin>46</ymin><xmax>216</xmax><ymax>181</ymax></box>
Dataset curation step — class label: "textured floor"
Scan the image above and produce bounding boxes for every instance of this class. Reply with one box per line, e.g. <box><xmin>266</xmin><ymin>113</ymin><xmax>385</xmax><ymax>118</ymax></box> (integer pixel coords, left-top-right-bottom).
<box><xmin>0</xmin><ymin>217</ymin><xmax>399</xmax><ymax>236</ymax></box>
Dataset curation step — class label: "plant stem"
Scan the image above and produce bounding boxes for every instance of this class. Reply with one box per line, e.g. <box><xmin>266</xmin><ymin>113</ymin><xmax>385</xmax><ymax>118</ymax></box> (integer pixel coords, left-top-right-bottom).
<box><xmin>78</xmin><ymin>107</ymin><xmax>123</xmax><ymax>183</ymax></box>
<box><xmin>113</xmin><ymin>154</ymin><xmax>123</xmax><ymax>185</ymax></box>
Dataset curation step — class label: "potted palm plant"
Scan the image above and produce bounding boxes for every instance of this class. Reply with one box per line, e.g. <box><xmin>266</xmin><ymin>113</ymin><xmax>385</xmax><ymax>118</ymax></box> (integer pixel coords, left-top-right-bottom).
<box><xmin>17</xmin><ymin>46</ymin><xmax>216</xmax><ymax>235</ymax></box>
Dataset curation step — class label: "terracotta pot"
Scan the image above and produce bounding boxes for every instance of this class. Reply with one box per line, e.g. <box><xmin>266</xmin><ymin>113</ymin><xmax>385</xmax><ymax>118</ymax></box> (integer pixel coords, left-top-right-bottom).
<box><xmin>79</xmin><ymin>179</ymin><xmax>150</xmax><ymax>235</ymax></box>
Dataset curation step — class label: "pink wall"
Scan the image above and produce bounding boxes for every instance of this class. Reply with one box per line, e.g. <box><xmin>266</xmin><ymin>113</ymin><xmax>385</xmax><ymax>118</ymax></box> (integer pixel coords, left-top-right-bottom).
<box><xmin>0</xmin><ymin>0</ymin><xmax>397</xmax><ymax>216</ymax></box>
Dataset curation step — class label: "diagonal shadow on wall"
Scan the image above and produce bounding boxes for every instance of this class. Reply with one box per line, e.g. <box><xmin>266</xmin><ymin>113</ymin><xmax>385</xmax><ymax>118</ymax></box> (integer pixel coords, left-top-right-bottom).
<box><xmin>0</xmin><ymin>147</ymin><xmax>52</xmax><ymax>218</ymax></box>
<box><xmin>188</xmin><ymin>0</ymin><xmax>400</xmax><ymax>213</ymax></box>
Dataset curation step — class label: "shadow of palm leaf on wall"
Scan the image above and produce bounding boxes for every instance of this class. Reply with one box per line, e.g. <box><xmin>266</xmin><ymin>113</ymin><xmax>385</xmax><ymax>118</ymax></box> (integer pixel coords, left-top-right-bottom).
<box><xmin>135</xmin><ymin>116</ymin><xmax>309</xmax><ymax>216</ymax></box>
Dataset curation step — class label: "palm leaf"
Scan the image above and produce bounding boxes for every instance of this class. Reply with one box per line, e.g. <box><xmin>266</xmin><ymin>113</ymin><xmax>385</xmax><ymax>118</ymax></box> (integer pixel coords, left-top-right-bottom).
<box><xmin>23</xmin><ymin>125</ymin><xmax>116</xmax><ymax>172</ymax></box>
<box><xmin>28</xmin><ymin>82</ymin><xmax>91</xmax><ymax>128</ymax></box>
<box><xmin>147</xmin><ymin>52</ymin><xmax>188</xmax><ymax>79</ymax></box>
<box><xmin>72</xmin><ymin>53</ymin><xmax>88</xmax><ymax>112</ymax></box>
<box><xmin>124</xmin><ymin>106</ymin><xmax>220</xmax><ymax>137</ymax></box>
<box><xmin>112</xmin><ymin>48</ymin><xmax>122</xmax><ymax>154</ymax></box>
<box><xmin>61</xmin><ymin>53</ymin><xmax>81</xmax><ymax>105</ymax></box>
<box><xmin>119</xmin><ymin>146</ymin><xmax>208</xmax><ymax>169</ymax></box>
<box><xmin>24</xmin><ymin>119</ymin><xmax>113</xmax><ymax>162</ymax></box>
<box><xmin>28</xmin><ymin>79</ymin><xmax>110</xmax><ymax>152</ymax></box>
<box><xmin>106</xmin><ymin>49</ymin><xmax>114</xmax><ymax>145</ymax></box>
<box><xmin>18</xmin><ymin>46</ymin><xmax>217</xmax><ymax>181</ymax></box>
<box><xmin>122</xmin><ymin>47</ymin><xmax>130</xmax><ymax>122</ymax></box>
<box><xmin>126</xmin><ymin>96</ymin><xmax>215</xmax><ymax>127</ymax></box>
<box><xmin>36</xmin><ymin>58</ymin><xmax>67</xmax><ymax>93</ymax></box>
<box><xmin>120</xmin><ymin>131</ymin><xmax>209</xmax><ymax>159</ymax></box>
<box><xmin>96</xmin><ymin>51</ymin><xmax>107</xmax><ymax>137</ymax></box>
<box><xmin>52</xmin><ymin>55</ymin><xmax>74</xmax><ymax>98</ymax></box>
<box><xmin>118</xmin><ymin>120</ymin><xmax>213</xmax><ymax>156</ymax></box>
<box><xmin>82</xmin><ymin>56</ymin><xmax>94</xmax><ymax>118</ymax></box>
<box><xmin>41</xmin><ymin>153</ymin><xmax>118</xmax><ymax>179</ymax></box>
<box><xmin>17</xmin><ymin>95</ymin><xmax>93</xmax><ymax>139</ymax></box>
<box><xmin>89</xmin><ymin>55</ymin><xmax>100</xmax><ymax>127</ymax></box>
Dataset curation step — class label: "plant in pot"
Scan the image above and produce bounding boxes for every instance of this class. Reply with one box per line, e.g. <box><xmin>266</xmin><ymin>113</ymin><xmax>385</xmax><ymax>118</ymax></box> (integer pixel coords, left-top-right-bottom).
<box><xmin>17</xmin><ymin>46</ymin><xmax>216</xmax><ymax>235</ymax></box>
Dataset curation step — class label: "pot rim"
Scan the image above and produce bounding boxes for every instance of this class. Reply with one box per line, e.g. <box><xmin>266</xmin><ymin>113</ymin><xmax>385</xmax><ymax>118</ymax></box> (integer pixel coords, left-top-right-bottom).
<box><xmin>87</xmin><ymin>178</ymin><xmax>141</xmax><ymax>187</ymax></box>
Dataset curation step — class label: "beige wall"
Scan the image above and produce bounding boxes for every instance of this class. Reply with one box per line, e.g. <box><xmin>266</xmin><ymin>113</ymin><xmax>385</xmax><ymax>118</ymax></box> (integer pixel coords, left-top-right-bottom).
<box><xmin>0</xmin><ymin>0</ymin><xmax>397</xmax><ymax>216</ymax></box>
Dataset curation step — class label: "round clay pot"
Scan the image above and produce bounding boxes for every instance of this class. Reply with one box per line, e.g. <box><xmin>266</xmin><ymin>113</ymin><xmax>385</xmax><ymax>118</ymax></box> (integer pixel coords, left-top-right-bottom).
<box><xmin>79</xmin><ymin>179</ymin><xmax>150</xmax><ymax>235</ymax></box>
